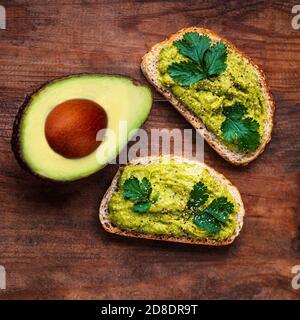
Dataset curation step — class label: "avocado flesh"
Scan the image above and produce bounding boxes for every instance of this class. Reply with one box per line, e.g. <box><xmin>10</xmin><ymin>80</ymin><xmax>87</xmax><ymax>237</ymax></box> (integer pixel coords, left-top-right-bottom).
<box><xmin>16</xmin><ymin>75</ymin><xmax>152</xmax><ymax>181</ymax></box>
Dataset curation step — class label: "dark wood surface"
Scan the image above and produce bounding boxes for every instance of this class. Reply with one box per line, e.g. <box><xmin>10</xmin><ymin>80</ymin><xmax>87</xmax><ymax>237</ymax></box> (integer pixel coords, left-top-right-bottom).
<box><xmin>0</xmin><ymin>0</ymin><xmax>299</xmax><ymax>300</ymax></box>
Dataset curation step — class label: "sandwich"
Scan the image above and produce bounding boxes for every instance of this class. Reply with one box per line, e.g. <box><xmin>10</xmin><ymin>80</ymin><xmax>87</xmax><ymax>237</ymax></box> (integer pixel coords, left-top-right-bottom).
<box><xmin>141</xmin><ymin>27</ymin><xmax>275</xmax><ymax>165</ymax></box>
<box><xmin>99</xmin><ymin>156</ymin><xmax>244</xmax><ymax>245</ymax></box>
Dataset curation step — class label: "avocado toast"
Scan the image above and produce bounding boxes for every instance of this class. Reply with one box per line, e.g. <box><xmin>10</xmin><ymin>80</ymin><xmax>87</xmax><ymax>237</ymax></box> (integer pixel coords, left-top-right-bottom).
<box><xmin>141</xmin><ymin>27</ymin><xmax>275</xmax><ymax>165</ymax></box>
<box><xmin>99</xmin><ymin>156</ymin><xmax>244</xmax><ymax>246</ymax></box>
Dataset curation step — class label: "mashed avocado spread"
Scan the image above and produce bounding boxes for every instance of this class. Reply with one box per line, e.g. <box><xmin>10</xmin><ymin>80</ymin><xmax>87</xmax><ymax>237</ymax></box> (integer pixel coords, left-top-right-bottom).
<box><xmin>108</xmin><ymin>161</ymin><xmax>238</xmax><ymax>241</ymax></box>
<box><xmin>158</xmin><ymin>43</ymin><xmax>267</xmax><ymax>151</ymax></box>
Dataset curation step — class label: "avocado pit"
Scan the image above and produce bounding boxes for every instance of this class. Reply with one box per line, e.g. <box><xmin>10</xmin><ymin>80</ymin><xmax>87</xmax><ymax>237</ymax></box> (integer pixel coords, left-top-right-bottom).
<box><xmin>45</xmin><ymin>99</ymin><xmax>107</xmax><ymax>158</ymax></box>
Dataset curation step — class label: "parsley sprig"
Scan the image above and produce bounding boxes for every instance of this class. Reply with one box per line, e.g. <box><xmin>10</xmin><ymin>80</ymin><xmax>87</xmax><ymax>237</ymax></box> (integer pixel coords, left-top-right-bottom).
<box><xmin>167</xmin><ymin>32</ymin><xmax>227</xmax><ymax>86</ymax></box>
<box><xmin>187</xmin><ymin>181</ymin><xmax>209</xmax><ymax>211</ymax></box>
<box><xmin>187</xmin><ymin>182</ymin><xmax>234</xmax><ymax>234</ymax></box>
<box><xmin>123</xmin><ymin>177</ymin><xmax>159</xmax><ymax>213</ymax></box>
<box><xmin>221</xmin><ymin>103</ymin><xmax>260</xmax><ymax>152</ymax></box>
<box><xmin>193</xmin><ymin>197</ymin><xmax>234</xmax><ymax>233</ymax></box>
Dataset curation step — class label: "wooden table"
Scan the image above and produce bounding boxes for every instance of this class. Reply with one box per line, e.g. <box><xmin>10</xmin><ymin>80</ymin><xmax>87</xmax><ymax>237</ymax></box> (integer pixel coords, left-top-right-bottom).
<box><xmin>0</xmin><ymin>0</ymin><xmax>299</xmax><ymax>300</ymax></box>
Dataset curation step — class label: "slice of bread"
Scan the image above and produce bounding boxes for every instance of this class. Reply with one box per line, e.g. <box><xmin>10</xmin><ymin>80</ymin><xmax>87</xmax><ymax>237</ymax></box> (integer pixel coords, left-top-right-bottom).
<box><xmin>99</xmin><ymin>155</ymin><xmax>245</xmax><ymax>246</ymax></box>
<box><xmin>141</xmin><ymin>27</ymin><xmax>275</xmax><ymax>165</ymax></box>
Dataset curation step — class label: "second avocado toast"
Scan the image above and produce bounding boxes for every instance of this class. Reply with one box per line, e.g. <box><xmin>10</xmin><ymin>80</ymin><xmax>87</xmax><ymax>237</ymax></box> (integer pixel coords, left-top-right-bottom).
<box><xmin>100</xmin><ymin>156</ymin><xmax>244</xmax><ymax>245</ymax></box>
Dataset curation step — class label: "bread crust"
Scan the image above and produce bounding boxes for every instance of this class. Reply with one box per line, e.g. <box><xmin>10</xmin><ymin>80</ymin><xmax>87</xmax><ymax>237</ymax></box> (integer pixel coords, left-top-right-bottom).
<box><xmin>99</xmin><ymin>155</ymin><xmax>245</xmax><ymax>246</ymax></box>
<box><xmin>141</xmin><ymin>27</ymin><xmax>275</xmax><ymax>165</ymax></box>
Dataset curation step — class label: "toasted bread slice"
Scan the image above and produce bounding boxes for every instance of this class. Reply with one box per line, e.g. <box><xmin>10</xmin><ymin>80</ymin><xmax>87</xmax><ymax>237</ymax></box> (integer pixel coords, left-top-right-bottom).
<box><xmin>99</xmin><ymin>155</ymin><xmax>245</xmax><ymax>246</ymax></box>
<box><xmin>141</xmin><ymin>27</ymin><xmax>275</xmax><ymax>165</ymax></box>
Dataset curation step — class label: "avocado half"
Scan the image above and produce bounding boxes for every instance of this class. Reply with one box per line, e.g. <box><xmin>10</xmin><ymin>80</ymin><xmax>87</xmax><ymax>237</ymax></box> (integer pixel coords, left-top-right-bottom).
<box><xmin>12</xmin><ymin>74</ymin><xmax>153</xmax><ymax>181</ymax></box>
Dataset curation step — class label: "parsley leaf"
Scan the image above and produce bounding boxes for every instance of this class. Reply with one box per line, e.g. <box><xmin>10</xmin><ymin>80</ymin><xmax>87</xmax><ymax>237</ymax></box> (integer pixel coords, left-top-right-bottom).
<box><xmin>133</xmin><ymin>202</ymin><xmax>152</xmax><ymax>213</ymax></box>
<box><xmin>167</xmin><ymin>61</ymin><xmax>206</xmax><ymax>86</ymax></box>
<box><xmin>201</xmin><ymin>197</ymin><xmax>234</xmax><ymax>223</ymax></box>
<box><xmin>167</xmin><ymin>32</ymin><xmax>227</xmax><ymax>86</ymax></box>
<box><xmin>123</xmin><ymin>177</ymin><xmax>159</xmax><ymax>213</ymax></box>
<box><xmin>204</xmin><ymin>42</ymin><xmax>227</xmax><ymax>77</ymax></box>
<box><xmin>174</xmin><ymin>33</ymin><xmax>211</xmax><ymax>64</ymax></box>
<box><xmin>193</xmin><ymin>196</ymin><xmax>234</xmax><ymax>234</ymax></box>
<box><xmin>221</xmin><ymin>103</ymin><xmax>260</xmax><ymax>152</ymax></box>
<box><xmin>187</xmin><ymin>181</ymin><xmax>209</xmax><ymax>211</ymax></box>
<box><xmin>123</xmin><ymin>177</ymin><xmax>148</xmax><ymax>202</ymax></box>
<box><xmin>193</xmin><ymin>214</ymin><xmax>221</xmax><ymax>233</ymax></box>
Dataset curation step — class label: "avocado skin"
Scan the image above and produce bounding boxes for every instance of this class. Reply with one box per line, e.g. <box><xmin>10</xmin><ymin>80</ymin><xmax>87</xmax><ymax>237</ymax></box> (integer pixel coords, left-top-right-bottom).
<box><xmin>11</xmin><ymin>73</ymin><xmax>153</xmax><ymax>182</ymax></box>
<box><xmin>11</xmin><ymin>91</ymin><xmax>39</xmax><ymax>178</ymax></box>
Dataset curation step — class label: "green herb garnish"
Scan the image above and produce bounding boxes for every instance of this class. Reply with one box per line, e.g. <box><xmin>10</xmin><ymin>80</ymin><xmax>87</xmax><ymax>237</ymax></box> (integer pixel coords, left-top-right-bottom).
<box><xmin>203</xmin><ymin>42</ymin><xmax>228</xmax><ymax>77</ymax></box>
<box><xmin>200</xmin><ymin>197</ymin><xmax>234</xmax><ymax>223</ymax></box>
<box><xmin>221</xmin><ymin>103</ymin><xmax>260</xmax><ymax>152</ymax></box>
<box><xmin>193</xmin><ymin>214</ymin><xmax>221</xmax><ymax>233</ymax></box>
<box><xmin>167</xmin><ymin>32</ymin><xmax>227</xmax><ymax>86</ymax></box>
<box><xmin>187</xmin><ymin>181</ymin><xmax>234</xmax><ymax>234</ymax></box>
<box><xmin>187</xmin><ymin>181</ymin><xmax>209</xmax><ymax>211</ymax></box>
<box><xmin>193</xmin><ymin>197</ymin><xmax>234</xmax><ymax>233</ymax></box>
<box><xmin>167</xmin><ymin>61</ymin><xmax>205</xmax><ymax>86</ymax></box>
<box><xmin>123</xmin><ymin>177</ymin><xmax>159</xmax><ymax>213</ymax></box>
<box><xmin>174</xmin><ymin>32</ymin><xmax>210</xmax><ymax>64</ymax></box>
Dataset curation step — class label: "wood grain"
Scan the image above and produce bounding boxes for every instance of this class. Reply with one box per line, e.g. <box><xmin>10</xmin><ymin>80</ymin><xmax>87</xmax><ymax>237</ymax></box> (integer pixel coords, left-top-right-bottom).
<box><xmin>0</xmin><ymin>0</ymin><xmax>299</xmax><ymax>299</ymax></box>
